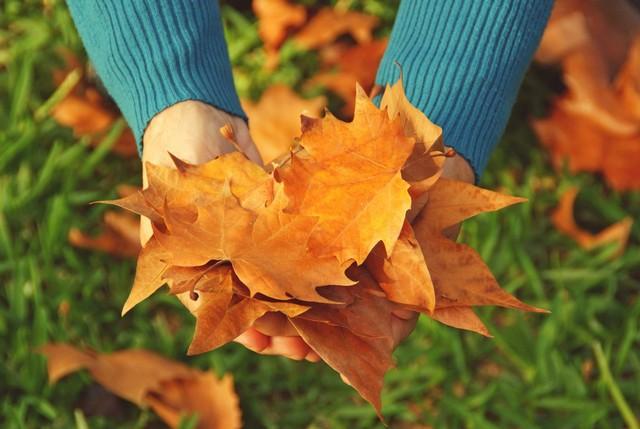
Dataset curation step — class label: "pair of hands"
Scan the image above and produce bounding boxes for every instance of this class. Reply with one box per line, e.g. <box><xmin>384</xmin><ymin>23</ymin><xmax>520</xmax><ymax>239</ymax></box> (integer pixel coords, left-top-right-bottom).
<box><xmin>140</xmin><ymin>100</ymin><xmax>474</xmax><ymax>362</ymax></box>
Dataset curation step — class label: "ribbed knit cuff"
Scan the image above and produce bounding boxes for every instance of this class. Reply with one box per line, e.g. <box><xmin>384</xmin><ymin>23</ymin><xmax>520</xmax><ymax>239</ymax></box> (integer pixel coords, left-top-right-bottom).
<box><xmin>67</xmin><ymin>0</ymin><xmax>246</xmax><ymax>154</ymax></box>
<box><xmin>376</xmin><ymin>0</ymin><xmax>553</xmax><ymax>179</ymax></box>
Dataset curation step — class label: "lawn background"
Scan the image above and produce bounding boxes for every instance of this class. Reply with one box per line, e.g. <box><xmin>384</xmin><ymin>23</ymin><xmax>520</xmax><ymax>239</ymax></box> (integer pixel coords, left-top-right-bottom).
<box><xmin>1</xmin><ymin>1</ymin><xmax>639</xmax><ymax>428</ymax></box>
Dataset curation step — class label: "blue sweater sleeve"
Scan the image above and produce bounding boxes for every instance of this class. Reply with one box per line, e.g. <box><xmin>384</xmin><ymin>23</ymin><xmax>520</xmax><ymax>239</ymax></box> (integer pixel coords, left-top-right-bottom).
<box><xmin>66</xmin><ymin>0</ymin><xmax>245</xmax><ymax>153</ymax></box>
<box><xmin>376</xmin><ymin>0</ymin><xmax>553</xmax><ymax>179</ymax></box>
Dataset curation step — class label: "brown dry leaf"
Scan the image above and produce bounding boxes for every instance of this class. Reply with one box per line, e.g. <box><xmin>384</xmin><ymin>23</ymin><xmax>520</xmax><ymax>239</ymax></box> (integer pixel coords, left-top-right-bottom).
<box><xmin>52</xmin><ymin>67</ymin><xmax>137</xmax><ymax>157</ymax></box>
<box><xmin>68</xmin><ymin>210</ymin><xmax>140</xmax><ymax>258</ymax></box>
<box><xmin>146</xmin><ymin>373</ymin><xmax>240</xmax><ymax>429</ymax></box>
<box><xmin>39</xmin><ymin>344</ymin><xmax>241</xmax><ymax>429</ymax></box>
<box><xmin>309</xmin><ymin>39</ymin><xmax>387</xmax><ymax>116</ymax></box>
<box><xmin>294</xmin><ymin>8</ymin><xmax>378</xmax><ymax>50</ymax></box>
<box><xmin>276</xmin><ymin>86</ymin><xmax>414</xmax><ymax>264</ymax></box>
<box><xmin>242</xmin><ymin>85</ymin><xmax>326</xmax><ymax>164</ymax></box>
<box><xmin>365</xmin><ymin>222</ymin><xmax>435</xmax><ymax>313</ymax></box>
<box><xmin>53</xmin><ymin>91</ymin><xmax>114</xmax><ymax>135</ymax></box>
<box><xmin>551</xmin><ymin>187</ymin><xmax>633</xmax><ymax>254</ymax></box>
<box><xmin>253</xmin><ymin>0</ymin><xmax>306</xmax><ymax>69</ymax></box>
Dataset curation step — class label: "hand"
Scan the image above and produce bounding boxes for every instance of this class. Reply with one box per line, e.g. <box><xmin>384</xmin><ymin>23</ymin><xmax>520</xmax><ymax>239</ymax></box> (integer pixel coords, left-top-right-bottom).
<box><xmin>140</xmin><ymin>102</ymin><xmax>474</xmax><ymax>363</ymax></box>
<box><xmin>141</xmin><ymin>101</ymin><xmax>319</xmax><ymax>361</ymax></box>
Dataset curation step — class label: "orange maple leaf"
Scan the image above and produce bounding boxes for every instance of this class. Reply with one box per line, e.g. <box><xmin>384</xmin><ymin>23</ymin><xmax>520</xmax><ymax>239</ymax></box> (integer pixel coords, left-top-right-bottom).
<box><xmin>276</xmin><ymin>86</ymin><xmax>414</xmax><ymax>264</ymax></box>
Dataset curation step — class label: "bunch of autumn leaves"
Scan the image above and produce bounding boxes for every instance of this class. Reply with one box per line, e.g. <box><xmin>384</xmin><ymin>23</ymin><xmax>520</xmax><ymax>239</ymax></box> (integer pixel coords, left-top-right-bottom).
<box><xmin>106</xmin><ymin>82</ymin><xmax>544</xmax><ymax>413</ymax></box>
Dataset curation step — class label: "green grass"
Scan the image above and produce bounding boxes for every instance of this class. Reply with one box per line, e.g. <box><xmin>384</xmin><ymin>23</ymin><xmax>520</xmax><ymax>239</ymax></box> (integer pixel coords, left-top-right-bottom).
<box><xmin>1</xmin><ymin>1</ymin><xmax>639</xmax><ymax>428</ymax></box>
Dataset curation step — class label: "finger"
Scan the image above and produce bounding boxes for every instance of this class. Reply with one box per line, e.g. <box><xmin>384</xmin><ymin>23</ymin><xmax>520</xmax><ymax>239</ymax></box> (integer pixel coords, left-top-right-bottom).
<box><xmin>234</xmin><ymin>327</ymin><xmax>271</xmax><ymax>353</ymax></box>
<box><xmin>261</xmin><ymin>336</ymin><xmax>311</xmax><ymax>361</ymax></box>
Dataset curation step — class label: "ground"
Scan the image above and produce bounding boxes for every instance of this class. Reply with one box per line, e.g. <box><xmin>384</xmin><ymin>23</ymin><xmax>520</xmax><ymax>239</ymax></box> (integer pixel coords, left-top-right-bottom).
<box><xmin>1</xmin><ymin>1</ymin><xmax>639</xmax><ymax>428</ymax></box>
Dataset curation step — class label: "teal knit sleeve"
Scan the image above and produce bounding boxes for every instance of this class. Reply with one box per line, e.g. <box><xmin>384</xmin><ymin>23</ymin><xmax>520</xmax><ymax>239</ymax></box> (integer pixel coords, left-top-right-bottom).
<box><xmin>66</xmin><ymin>0</ymin><xmax>245</xmax><ymax>153</ymax></box>
<box><xmin>376</xmin><ymin>0</ymin><xmax>553</xmax><ymax>179</ymax></box>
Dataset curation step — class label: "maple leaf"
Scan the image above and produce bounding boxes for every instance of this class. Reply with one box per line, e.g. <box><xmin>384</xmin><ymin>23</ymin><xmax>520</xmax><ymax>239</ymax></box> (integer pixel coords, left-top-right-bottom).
<box><xmin>39</xmin><ymin>344</ymin><xmax>241</xmax><ymax>429</ymax></box>
<box><xmin>293</xmin><ymin>8</ymin><xmax>378</xmax><ymax>50</ymax></box>
<box><xmin>276</xmin><ymin>85</ymin><xmax>414</xmax><ymax>264</ymax></box>
<box><xmin>552</xmin><ymin>187</ymin><xmax>633</xmax><ymax>255</ymax></box>
<box><xmin>242</xmin><ymin>85</ymin><xmax>326</xmax><ymax>165</ymax></box>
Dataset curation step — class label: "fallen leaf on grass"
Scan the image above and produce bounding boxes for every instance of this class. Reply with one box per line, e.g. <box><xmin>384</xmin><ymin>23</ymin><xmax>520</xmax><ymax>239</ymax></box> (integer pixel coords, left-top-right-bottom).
<box><xmin>551</xmin><ymin>187</ymin><xmax>633</xmax><ymax>254</ymax></box>
<box><xmin>39</xmin><ymin>344</ymin><xmax>241</xmax><ymax>429</ymax></box>
<box><xmin>242</xmin><ymin>85</ymin><xmax>325</xmax><ymax>164</ymax></box>
<box><xmin>69</xmin><ymin>185</ymin><xmax>142</xmax><ymax>258</ymax></box>
<box><xmin>534</xmin><ymin>0</ymin><xmax>640</xmax><ymax>190</ymax></box>
<box><xmin>536</xmin><ymin>0</ymin><xmax>640</xmax><ymax>70</ymax></box>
